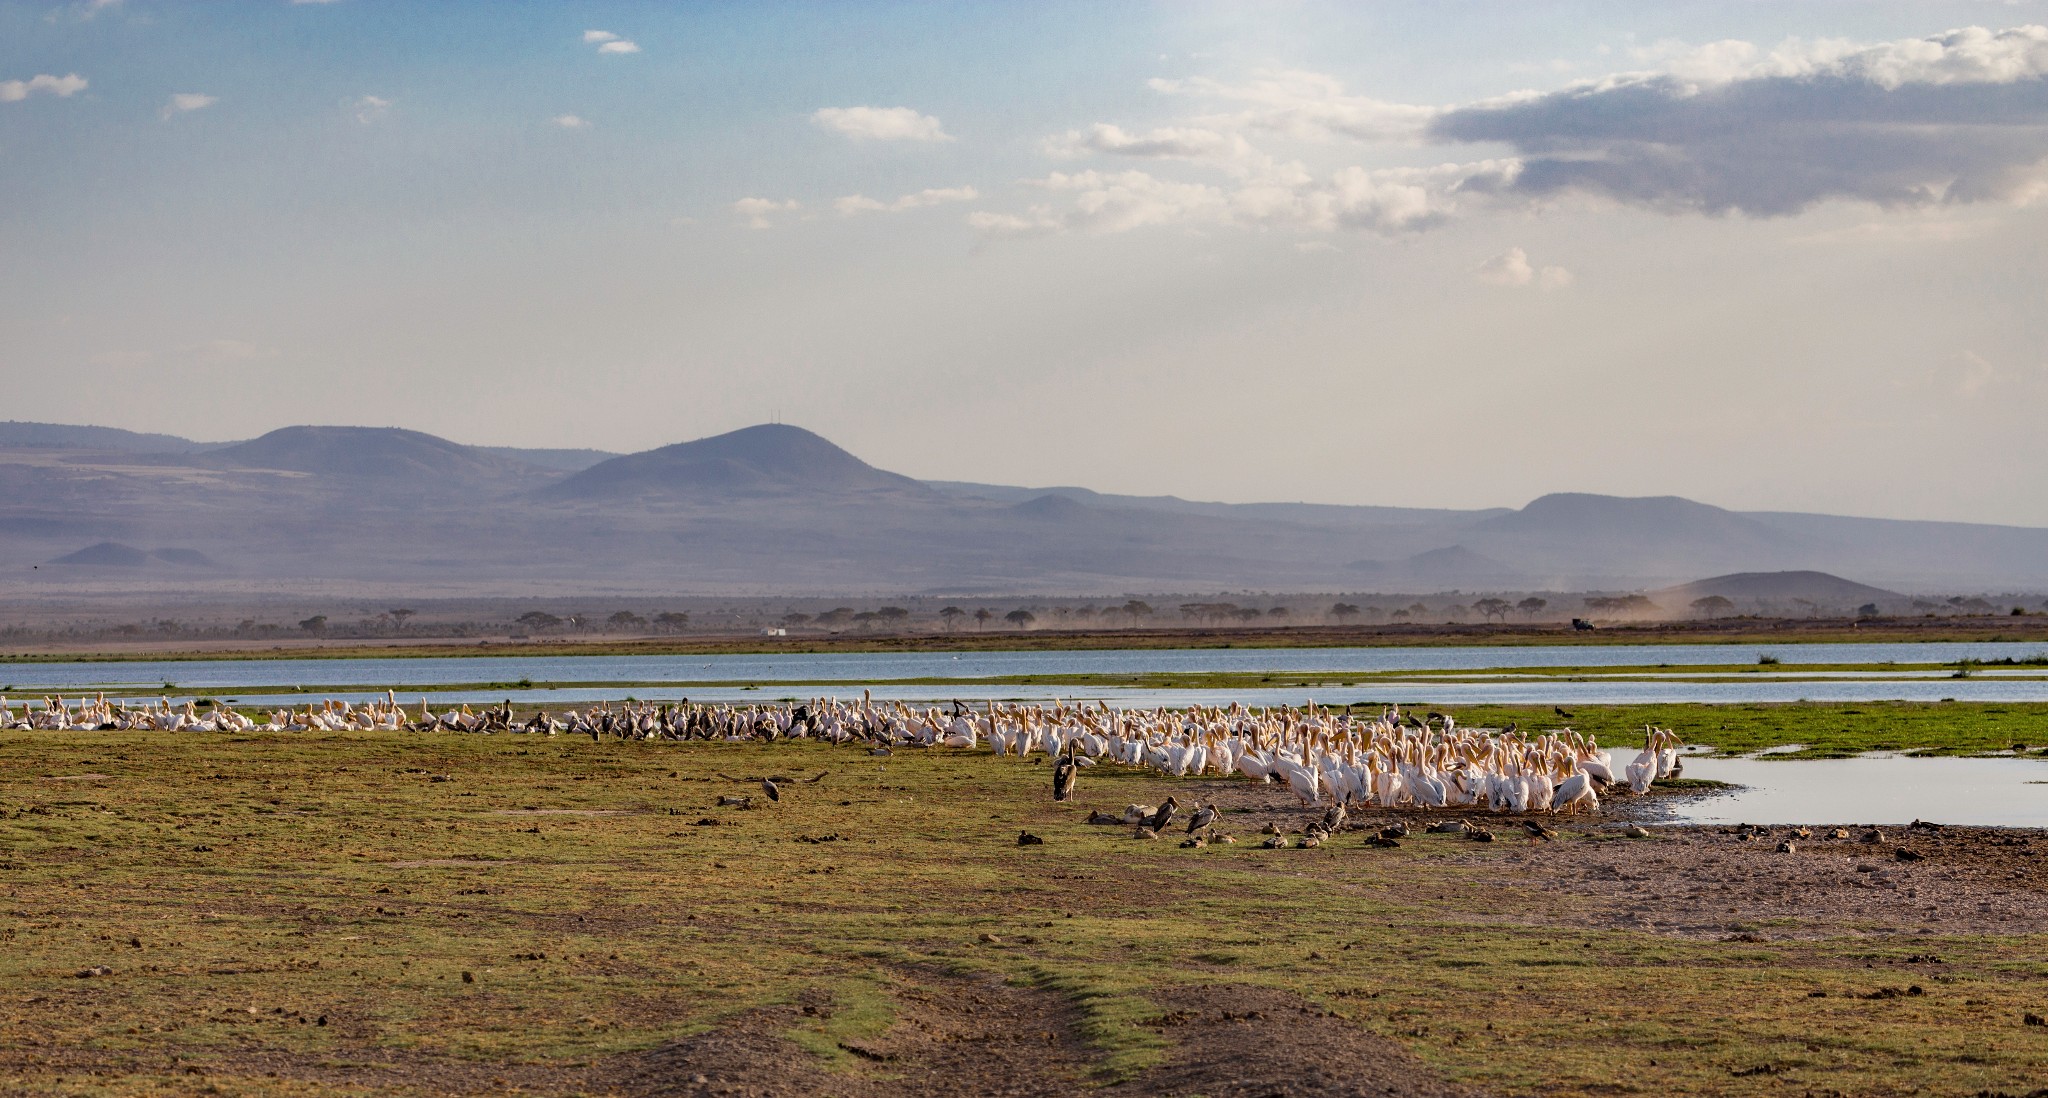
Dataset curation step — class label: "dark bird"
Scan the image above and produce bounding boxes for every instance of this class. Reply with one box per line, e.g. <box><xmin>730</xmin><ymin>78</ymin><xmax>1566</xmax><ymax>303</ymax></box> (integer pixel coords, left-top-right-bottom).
<box><xmin>1086</xmin><ymin>809</ymin><xmax>1122</xmax><ymax>825</ymax></box>
<box><xmin>1318</xmin><ymin>803</ymin><xmax>1348</xmax><ymax>834</ymax></box>
<box><xmin>761</xmin><ymin>777</ymin><xmax>781</xmax><ymax>803</ymax></box>
<box><xmin>1776</xmin><ymin>839</ymin><xmax>1797</xmax><ymax>854</ymax></box>
<box><xmin>1147</xmin><ymin>796</ymin><xmax>1180</xmax><ymax>833</ymax></box>
<box><xmin>1466</xmin><ymin>828</ymin><xmax>1496</xmax><ymax>843</ymax></box>
<box><xmin>1379</xmin><ymin>821</ymin><xmax>1409</xmax><ymax>840</ymax></box>
<box><xmin>1186</xmin><ymin>803</ymin><xmax>1219</xmax><ymax>834</ymax></box>
<box><xmin>1260</xmin><ymin>833</ymin><xmax>1287</xmax><ymax>849</ymax></box>
<box><xmin>1521</xmin><ymin>821</ymin><xmax>1558</xmax><ymax>841</ymax></box>
<box><xmin>1364</xmin><ymin>836</ymin><xmax>1401</xmax><ymax>849</ymax></box>
<box><xmin>1017</xmin><ymin>831</ymin><xmax>1044</xmax><ymax>846</ymax></box>
<box><xmin>1554</xmin><ymin>707</ymin><xmax>1574</xmax><ymax>719</ymax></box>
<box><xmin>1052</xmin><ymin>747</ymin><xmax>1079</xmax><ymax>802</ymax></box>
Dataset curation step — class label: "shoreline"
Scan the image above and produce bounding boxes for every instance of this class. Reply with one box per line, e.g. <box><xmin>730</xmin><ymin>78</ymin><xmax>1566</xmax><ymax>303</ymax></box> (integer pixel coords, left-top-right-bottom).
<box><xmin>7</xmin><ymin>614</ymin><xmax>2048</xmax><ymax>663</ymax></box>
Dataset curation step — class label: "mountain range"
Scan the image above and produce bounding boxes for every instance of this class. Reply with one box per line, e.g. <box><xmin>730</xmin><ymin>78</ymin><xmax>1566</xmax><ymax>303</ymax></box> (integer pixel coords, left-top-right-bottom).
<box><xmin>2</xmin><ymin>419</ymin><xmax>2043</xmax><ymax>598</ymax></box>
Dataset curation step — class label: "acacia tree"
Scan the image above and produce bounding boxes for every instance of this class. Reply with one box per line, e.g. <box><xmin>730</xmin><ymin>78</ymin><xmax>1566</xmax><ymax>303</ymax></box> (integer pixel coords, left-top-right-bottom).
<box><xmin>939</xmin><ymin>606</ymin><xmax>965</xmax><ymax>631</ymax></box>
<box><xmin>876</xmin><ymin>606</ymin><xmax>910</xmax><ymax>628</ymax></box>
<box><xmin>1472</xmin><ymin>597</ymin><xmax>1512</xmax><ymax>622</ymax></box>
<box><xmin>1004</xmin><ymin>609</ymin><xmax>1037</xmax><ymax>629</ymax></box>
<box><xmin>973</xmin><ymin>608</ymin><xmax>993</xmax><ymax>631</ymax></box>
<box><xmin>1516</xmin><ymin>597</ymin><xmax>1547</xmax><ymax>618</ymax></box>
<box><xmin>656</xmin><ymin>611</ymin><xmax>692</xmax><ymax>632</ymax></box>
<box><xmin>388</xmin><ymin>608</ymin><xmax>416</xmax><ymax>632</ymax></box>
<box><xmin>1330</xmin><ymin>602</ymin><xmax>1361</xmax><ymax>622</ymax></box>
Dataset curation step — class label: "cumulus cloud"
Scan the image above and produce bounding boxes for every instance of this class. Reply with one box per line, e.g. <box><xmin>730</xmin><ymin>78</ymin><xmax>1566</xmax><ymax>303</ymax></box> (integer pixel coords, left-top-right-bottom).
<box><xmin>553</xmin><ymin>114</ymin><xmax>590</xmax><ymax>129</ymax></box>
<box><xmin>1042</xmin><ymin>123</ymin><xmax>1252</xmax><ymax>165</ymax></box>
<box><xmin>1431</xmin><ymin>24</ymin><xmax>2048</xmax><ymax>217</ymax></box>
<box><xmin>1474</xmin><ymin>247</ymin><xmax>1573</xmax><ymax>289</ymax></box>
<box><xmin>352</xmin><ymin>95</ymin><xmax>391</xmax><ymax>124</ymax></box>
<box><xmin>732</xmin><ymin>197</ymin><xmax>802</xmax><ymax>229</ymax></box>
<box><xmin>1148</xmin><ymin>69</ymin><xmax>1438</xmax><ymax>143</ymax></box>
<box><xmin>0</xmin><ymin>72</ymin><xmax>87</xmax><ymax>102</ymax></box>
<box><xmin>833</xmin><ymin>185</ymin><xmax>978</xmax><ymax>215</ymax></box>
<box><xmin>974</xmin><ymin>159</ymin><xmax>1513</xmax><ymax>240</ymax></box>
<box><xmin>584</xmin><ymin>30</ymin><xmax>639</xmax><ymax>53</ymax></box>
<box><xmin>160</xmin><ymin>92</ymin><xmax>217</xmax><ymax>119</ymax></box>
<box><xmin>812</xmin><ymin>106</ymin><xmax>951</xmax><ymax>142</ymax></box>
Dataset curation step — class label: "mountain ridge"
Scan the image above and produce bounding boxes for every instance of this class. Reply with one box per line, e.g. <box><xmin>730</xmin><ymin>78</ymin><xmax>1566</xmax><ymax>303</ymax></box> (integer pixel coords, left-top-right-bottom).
<box><xmin>2</xmin><ymin>419</ymin><xmax>2045</xmax><ymax>593</ymax></box>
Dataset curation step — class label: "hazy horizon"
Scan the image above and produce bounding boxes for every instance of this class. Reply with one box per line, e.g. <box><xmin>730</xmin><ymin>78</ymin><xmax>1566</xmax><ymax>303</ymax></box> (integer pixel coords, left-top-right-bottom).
<box><xmin>7</xmin><ymin>2</ymin><xmax>2048</xmax><ymax>524</ymax></box>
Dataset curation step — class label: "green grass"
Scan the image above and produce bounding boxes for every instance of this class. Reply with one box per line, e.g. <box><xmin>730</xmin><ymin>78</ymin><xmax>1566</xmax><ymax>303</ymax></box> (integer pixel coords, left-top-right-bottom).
<box><xmin>2</xmin><ymin>727</ymin><xmax>2046</xmax><ymax>1095</ymax></box>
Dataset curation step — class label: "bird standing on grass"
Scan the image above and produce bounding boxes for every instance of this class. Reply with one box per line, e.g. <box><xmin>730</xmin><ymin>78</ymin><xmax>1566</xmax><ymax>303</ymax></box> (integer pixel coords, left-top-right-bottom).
<box><xmin>1052</xmin><ymin>744</ymin><xmax>1079</xmax><ymax>802</ymax></box>
<box><xmin>761</xmin><ymin>777</ymin><xmax>781</xmax><ymax>803</ymax></box>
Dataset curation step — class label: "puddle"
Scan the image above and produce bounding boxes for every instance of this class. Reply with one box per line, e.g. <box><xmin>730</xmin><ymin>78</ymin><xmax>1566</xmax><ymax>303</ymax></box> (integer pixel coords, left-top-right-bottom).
<box><xmin>1663</xmin><ymin>755</ymin><xmax>2048</xmax><ymax>827</ymax></box>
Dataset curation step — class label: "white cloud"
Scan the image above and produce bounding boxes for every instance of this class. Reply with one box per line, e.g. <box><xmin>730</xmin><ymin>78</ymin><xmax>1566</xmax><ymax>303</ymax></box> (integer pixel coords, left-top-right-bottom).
<box><xmin>1148</xmin><ymin>69</ymin><xmax>1438</xmax><ymax>144</ymax></box>
<box><xmin>583</xmin><ymin>29</ymin><xmax>619</xmax><ymax>43</ymax></box>
<box><xmin>553</xmin><ymin>114</ymin><xmax>590</xmax><ymax>129</ymax></box>
<box><xmin>598</xmin><ymin>40</ymin><xmax>640</xmax><ymax>55</ymax></box>
<box><xmin>1433</xmin><ymin>24</ymin><xmax>2048</xmax><ymax>217</ymax></box>
<box><xmin>1474</xmin><ymin>247</ymin><xmax>1572</xmax><ymax>289</ymax></box>
<box><xmin>1042</xmin><ymin>123</ymin><xmax>1252</xmax><ymax>165</ymax></box>
<box><xmin>811</xmin><ymin>106</ymin><xmax>951</xmax><ymax>142</ymax></box>
<box><xmin>834</xmin><ymin>185</ymin><xmax>979</xmax><ymax>215</ymax></box>
<box><xmin>732</xmin><ymin>197</ymin><xmax>802</xmax><ymax>229</ymax></box>
<box><xmin>1</xmin><ymin>73</ymin><xmax>88</xmax><ymax>102</ymax></box>
<box><xmin>352</xmin><ymin>95</ymin><xmax>391</xmax><ymax>124</ymax></box>
<box><xmin>160</xmin><ymin>92</ymin><xmax>217</xmax><ymax>119</ymax></box>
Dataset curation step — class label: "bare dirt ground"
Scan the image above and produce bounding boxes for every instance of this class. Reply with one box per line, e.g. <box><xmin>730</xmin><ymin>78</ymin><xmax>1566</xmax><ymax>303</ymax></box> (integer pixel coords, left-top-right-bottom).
<box><xmin>1173</xmin><ymin>777</ymin><xmax>2048</xmax><ymax>941</ymax></box>
<box><xmin>615</xmin><ymin>969</ymin><xmax>1477</xmax><ymax>1098</ymax></box>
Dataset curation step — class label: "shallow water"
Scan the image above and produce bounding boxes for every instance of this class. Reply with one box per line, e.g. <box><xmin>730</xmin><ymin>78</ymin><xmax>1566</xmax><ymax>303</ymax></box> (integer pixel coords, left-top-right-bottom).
<box><xmin>1661</xmin><ymin>755</ymin><xmax>2048</xmax><ymax>827</ymax></box>
<box><xmin>178</xmin><ymin>676</ymin><xmax>2048</xmax><ymax>710</ymax></box>
<box><xmin>5</xmin><ymin>640</ymin><xmax>2048</xmax><ymax>691</ymax></box>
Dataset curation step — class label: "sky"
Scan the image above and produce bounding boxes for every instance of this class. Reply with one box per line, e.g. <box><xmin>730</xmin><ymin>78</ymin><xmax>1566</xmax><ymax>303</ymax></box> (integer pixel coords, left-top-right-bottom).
<box><xmin>5</xmin><ymin>1</ymin><xmax>2048</xmax><ymax>525</ymax></box>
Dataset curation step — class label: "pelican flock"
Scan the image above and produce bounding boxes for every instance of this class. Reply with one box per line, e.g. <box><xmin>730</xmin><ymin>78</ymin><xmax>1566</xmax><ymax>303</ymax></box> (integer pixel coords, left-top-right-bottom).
<box><xmin>0</xmin><ymin>691</ymin><xmax>1684</xmax><ymax>814</ymax></box>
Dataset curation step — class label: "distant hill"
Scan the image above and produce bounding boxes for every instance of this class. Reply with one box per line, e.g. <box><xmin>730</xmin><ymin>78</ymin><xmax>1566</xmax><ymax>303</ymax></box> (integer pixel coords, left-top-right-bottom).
<box><xmin>208</xmin><ymin>426</ymin><xmax>548</xmax><ymax>486</ymax></box>
<box><xmin>0</xmin><ymin>421</ymin><xmax>214</xmax><ymax>454</ymax></box>
<box><xmin>1348</xmin><ymin>545</ymin><xmax>1522</xmax><ymax>587</ymax></box>
<box><xmin>5</xmin><ymin>419</ymin><xmax>2048</xmax><ymax>593</ymax></box>
<box><xmin>544</xmin><ymin>424</ymin><xmax>933</xmax><ymax>500</ymax></box>
<box><xmin>47</xmin><ymin>542</ymin><xmax>218</xmax><ymax>567</ymax></box>
<box><xmin>1657</xmin><ymin>570</ymin><xmax>1902</xmax><ymax>606</ymax></box>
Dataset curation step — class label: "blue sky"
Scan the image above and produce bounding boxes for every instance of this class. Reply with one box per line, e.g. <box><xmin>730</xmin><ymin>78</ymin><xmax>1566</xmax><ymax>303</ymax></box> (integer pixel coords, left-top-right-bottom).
<box><xmin>6</xmin><ymin>1</ymin><xmax>2048</xmax><ymax>524</ymax></box>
